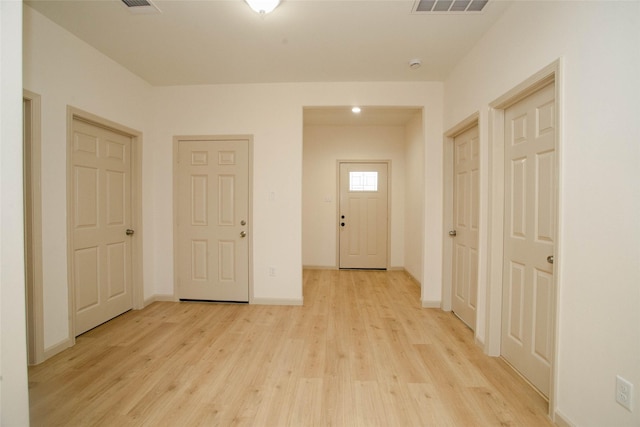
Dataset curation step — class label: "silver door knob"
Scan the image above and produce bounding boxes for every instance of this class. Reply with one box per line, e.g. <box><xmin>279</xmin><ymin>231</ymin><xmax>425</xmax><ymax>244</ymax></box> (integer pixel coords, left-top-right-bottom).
<box><xmin>240</xmin><ymin>231</ymin><xmax>247</xmax><ymax>238</ymax></box>
<box><xmin>547</xmin><ymin>255</ymin><xmax>554</xmax><ymax>264</ymax></box>
<box><xmin>448</xmin><ymin>230</ymin><xmax>457</xmax><ymax>237</ymax></box>
<box><xmin>126</xmin><ymin>229</ymin><xmax>135</xmax><ymax>236</ymax></box>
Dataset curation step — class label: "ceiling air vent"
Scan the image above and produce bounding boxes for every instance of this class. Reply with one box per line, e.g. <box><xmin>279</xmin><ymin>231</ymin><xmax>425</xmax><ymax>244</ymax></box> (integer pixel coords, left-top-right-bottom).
<box><xmin>413</xmin><ymin>0</ymin><xmax>488</xmax><ymax>13</ymax></box>
<box><xmin>121</xmin><ymin>0</ymin><xmax>161</xmax><ymax>14</ymax></box>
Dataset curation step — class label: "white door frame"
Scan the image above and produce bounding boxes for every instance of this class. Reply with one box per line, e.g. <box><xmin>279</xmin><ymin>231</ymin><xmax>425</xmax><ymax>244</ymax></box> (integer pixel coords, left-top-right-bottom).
<box><xmin>23</xmin><ymin>90</ymin><xmax>45</xmax><ymax>364</ymax></box>
<box><xmin>485</xmin><ymin>60</ymin><xmax>562</xmax><ymax>419</ymax></box>
<box><xmin>335</xmin><ymin>160</ymin><xmax>391</xmax><ymax>270</ymax></box>
<box><xmin>66</xmin><ymin>107</ymin><xmax>144</xmax><ymax>343</ymax></box>
<box><xmin>172</xmin><ymin>135</ymin><xmax>254</xmax><ymax>302</ymax></box>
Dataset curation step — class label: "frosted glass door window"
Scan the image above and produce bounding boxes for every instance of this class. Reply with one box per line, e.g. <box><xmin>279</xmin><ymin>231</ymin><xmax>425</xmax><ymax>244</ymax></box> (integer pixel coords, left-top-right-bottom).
<box><xmin>349</xmin><ymin>171</ymin><xmax>378</xmax><ymax>192</ymax></box>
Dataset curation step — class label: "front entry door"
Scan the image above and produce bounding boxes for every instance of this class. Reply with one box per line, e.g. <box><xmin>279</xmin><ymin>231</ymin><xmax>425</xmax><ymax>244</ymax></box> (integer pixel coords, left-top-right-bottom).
<box><xmin>176</xmin><ymin>138</ymin><xmax>249</xmax><ymax>302</ymax></box>
<box><xmin>339</xmin><ymin>162</ymin><xmax>388</xmax><ymax>269</ymax></box>
<box><xmin>451</xmin><ymin>125</ymin><xmax>479</xmax><ymax>330</ymax></box>
<box><xmin>72</xmin><ymin>118</ymin><xmax>133</xmax><ymax>335</ymax></box>
<box><xmin>501</xmin><ymin>82</ymin><xmax>556</xmax><ymax>397</ymax></box>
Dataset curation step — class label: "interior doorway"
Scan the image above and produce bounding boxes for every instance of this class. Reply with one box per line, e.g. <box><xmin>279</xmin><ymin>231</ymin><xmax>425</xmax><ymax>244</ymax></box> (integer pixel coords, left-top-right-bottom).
<box><xmin>23</xmin><ymin>90</ymin><xmax>44</xmax><ymax>364</ymax></box>
<box><xmin>486</xmin><ymin>61</ymin><xmax>561</xmax><ymax>416</ymax></box>
<box><xmin>70</xmin><ymin>117</ymin><xmax>135</xmax><ymax>335</ymax></box>
<box><xmin>500</xmin><ymin>81</ymin><xmax>556</xmax><ymax>398</ymax></box>
<box><xmin>302</xmin><ymin>106</ymin><xmax>423</xmax><ymax>279</ymax></box>
<box><xmin>66</xmin><ymin>108</ymin><xmax>143</xmax><ymax>339</ymax></box>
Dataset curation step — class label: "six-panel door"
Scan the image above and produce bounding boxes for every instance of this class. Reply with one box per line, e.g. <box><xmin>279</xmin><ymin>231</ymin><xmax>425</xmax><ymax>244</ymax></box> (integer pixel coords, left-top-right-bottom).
<box><xmin>501</xmin><ymin>82</ymin><xmax>556</xmax><ymax>397</ymax></box>
<box><xmin>176</xmin><ymin>139</ymin><xmax>249</xmax><ymax>301</ymax></box>
<box><xmin>72</xmin><ymin>119</ymin><xmax>133</xmax><ymax>335</ymax></box>
<box><xmin>452</xmin><ymin>125</ymin><xmax>480</xmax><ymax>330</ymax></box>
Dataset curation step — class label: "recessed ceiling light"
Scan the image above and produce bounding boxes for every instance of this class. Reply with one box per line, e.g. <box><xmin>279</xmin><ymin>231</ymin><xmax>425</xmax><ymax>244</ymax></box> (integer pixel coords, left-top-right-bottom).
<box><xmin>352</xmin><ymin>107</ymin><xmax>362</xmax><ymax>114</ymax></box>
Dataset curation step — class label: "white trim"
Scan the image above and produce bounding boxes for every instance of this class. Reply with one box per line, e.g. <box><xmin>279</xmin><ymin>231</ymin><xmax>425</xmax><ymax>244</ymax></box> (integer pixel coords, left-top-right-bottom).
<box><xmin>23</xmin><ymin>90</ymin><xmax>45</xmax><ymax>365</ymax></box>
<box><xmin>402</xmin><ymin>268</ymin><xmax>421</xmax><ymax>286</ymax></box>
<box><xmin>43</xmin><ymin>338</ymin><xmax>73</xmax><ymax>361</ymax></box>
<box><xmin>421</xmin><ymin>300</ymin><xmax>441</xmax><ymax>308</ymax></box>
<box><xmin>252</xmin><ymin>298</ymin><xmax>303</xmax><ymax>306</ymax></box>
<box><xmin>302</xmin><ymin>265</ymin><xmax>339</xmax><ymax>270</ymax></box>
<box><xmin>486</xmin><ymin>59</ymin><xmax>562</xmax><ymax>420</ymax></box>
<box><xmin>553</xmin><ymin>410</ymin><xmax>576</xmax><ymax>427</ymax></box>
<box><xmin>144</xmin><ymin>294</ymin><xmax>177</xmax><ymax>306</ymax></box>
<box><xmin>444</xmin><ymin>112</ymin><xmax>480</xmax><ymax>137</ymax></box>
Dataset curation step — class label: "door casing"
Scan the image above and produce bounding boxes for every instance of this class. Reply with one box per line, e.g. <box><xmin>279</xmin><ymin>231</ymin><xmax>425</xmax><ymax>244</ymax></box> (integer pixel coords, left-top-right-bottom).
<box><xmin>486</xmin><ymin>60</ymin><xmax>562</xmax><ymax>420</ymax></box>
<box><xmin>66</xmin><ymin>107</ymin><xmax>144</xmax><ymax>345</ymax></box>
<box><xmin>24</xmin><ymin>90</ymin><xmax>44</xmax><ymax>364</ymax></box>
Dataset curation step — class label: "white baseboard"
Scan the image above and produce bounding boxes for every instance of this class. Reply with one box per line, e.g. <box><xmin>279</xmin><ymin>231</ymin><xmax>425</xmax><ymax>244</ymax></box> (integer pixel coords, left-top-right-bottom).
<box><xmin>302</xmin><ymin>265</ymin><xmax>337</xmax><ymax>270</ymax></box>
<box><xmin>144</xmin><ymin>294</ymin><xmax>176</xmax><ymax>306</ymax></box>
<box><xmin>421</xmin><ymin>300</ymin><xmax>441</xmax><ymax>308</ymax></box>
<box><xmin>251</xmin><ymin>298</ymin><xmax>303</xmax><ymax>306</ymax></box>
<box><xmin>42</xmin><ymin>337</ymin><xmax>73</xmax><ymax>362</ymax></box>
<box><xmin>403</xmin><ymin>270</ymin><xmax>421</xmax><ymax>286</ymax></box>
<box><xmin>553</xmin><ymin>410</ymin><xmax>575</xmax><ymax>427</ymax></box>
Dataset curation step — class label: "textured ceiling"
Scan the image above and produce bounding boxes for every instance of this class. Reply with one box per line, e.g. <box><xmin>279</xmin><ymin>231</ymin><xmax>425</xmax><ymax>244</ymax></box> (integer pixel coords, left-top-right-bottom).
<box><xmin>25</xmin><ymin>0</ymin><xmax>511</xmax><ymax>86</ymax></box>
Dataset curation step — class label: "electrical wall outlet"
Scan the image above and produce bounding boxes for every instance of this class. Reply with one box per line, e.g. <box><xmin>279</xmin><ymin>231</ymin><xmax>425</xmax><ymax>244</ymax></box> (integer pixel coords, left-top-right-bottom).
<box><xmin>616</xmin><ymin>375</ymin><xmax>634</xmax><ymax>412</ymax></box>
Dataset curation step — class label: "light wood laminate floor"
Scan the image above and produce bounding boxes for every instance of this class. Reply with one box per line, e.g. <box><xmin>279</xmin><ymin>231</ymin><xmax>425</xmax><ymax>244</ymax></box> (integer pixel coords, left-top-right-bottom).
<box><xmin>29</xmin><ymin>269</ymin><xmax>553</xmax><ymax>426</ymax></box>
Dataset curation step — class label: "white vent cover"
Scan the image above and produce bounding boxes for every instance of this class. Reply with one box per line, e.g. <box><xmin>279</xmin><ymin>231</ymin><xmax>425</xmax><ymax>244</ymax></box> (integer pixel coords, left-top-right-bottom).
<box><xmin>413</xmin><ymin>0</ymin><xmax>488</xmax><ymax>13</ymax></box>
<box><xmin>121</xmin><ymin>0</ymin><xmax>161</xmax><ymax>14</ymax></box>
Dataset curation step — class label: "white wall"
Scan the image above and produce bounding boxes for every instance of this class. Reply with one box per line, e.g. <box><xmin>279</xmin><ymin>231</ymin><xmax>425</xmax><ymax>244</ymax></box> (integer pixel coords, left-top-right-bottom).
<box><xmin>444</xmin><ymin>2</ymin><xmax>640</xmax><ymax>426</ymax></box>
<box><xmin>18</xmin><ymin>1</ymin><xmax>640</xmax><ymax>425</ymax></box>
<box><xmin>23</xmin><ymin>5</ymin><xmax>153</xmax><ymax>349</ymax></box>
<box><xmin>23</xmin><ymin>3</ymin><xmax>445</xmax><ymax>349</ymax></box>
<box><xmin>303</xmin><ymin>124</ymin><xmax>408</xmax><ymax>268</ymax></box>
<box><xmin>0</xmin><ymin>0</ymin><xmax>30</xmax><ymax>424</ymax></box>
<box><xmin>421</xmin><ymin>85</ymin><xmax>445</xmax><ymax>306</ymax></box>
<box><xmin>150</xmin><ymin>84</ymin><xmax>306</xmax><ymax>302</ymax></box>
<box><xmin>404</xmin><ymin>114</ymin><xmax>424</xmax><ymax>282</ymax></box>
<box><xmin>151</xmin><ymin>83</ymin><xmax>442</xmax><ymax>304</ymax></box>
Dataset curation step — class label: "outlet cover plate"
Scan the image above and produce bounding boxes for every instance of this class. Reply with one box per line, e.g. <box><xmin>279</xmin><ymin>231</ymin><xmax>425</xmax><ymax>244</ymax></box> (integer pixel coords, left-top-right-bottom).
<box><xmin>616</xmin><ymin>375</ymin><xmax>634</xmax><ymax>412</ymax></box>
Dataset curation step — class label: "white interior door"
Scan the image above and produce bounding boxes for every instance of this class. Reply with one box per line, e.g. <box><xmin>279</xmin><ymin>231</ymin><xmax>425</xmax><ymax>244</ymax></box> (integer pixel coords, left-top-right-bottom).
<box><xmin>339</xmin><ymin>162</ymin><xmax>388</xmax><ymax>269</ymax></box>
<box><xmin>451</xmin><ymin>125</ymin><xmax>479</xmax><ymax>330</ymax></box>
<box><xmin>72</xmin><ymin>119</ymin><xmax>133</xmax><ymax>335</ymax></box>
<box><xmin>176</xmin><ymin>139</ymin><xmax>249</xmax><ymax>302</ymax></box>
<box><xmin>501</xmin><ymin>82</ymin><xmax>556</xmax><ymax>397</ymax></box>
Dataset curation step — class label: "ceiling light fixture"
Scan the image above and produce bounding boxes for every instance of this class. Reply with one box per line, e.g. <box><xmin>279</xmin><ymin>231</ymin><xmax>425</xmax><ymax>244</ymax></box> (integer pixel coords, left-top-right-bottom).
<box><xmin>409</xmin><ymin>59</ymin><xmax>422</xmax><ymax>69</ymax></box>
<box><xmin>352</xmin><ymin>107</ymin><xmax>362</xmax><ymax>114</ymax></box>
<box><xmin>245</xmin><ymin>0</ymin><xmax>281</xmax><ymax>14</ymax></box>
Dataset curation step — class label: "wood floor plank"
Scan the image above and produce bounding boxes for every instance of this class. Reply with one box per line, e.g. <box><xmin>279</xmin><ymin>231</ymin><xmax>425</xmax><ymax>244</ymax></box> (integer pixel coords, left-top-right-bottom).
<box><xmin>29</xmin><ymin>269</ymin><xmax>553</xmax><ymax>426</ymax></box>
